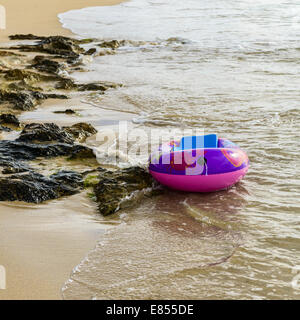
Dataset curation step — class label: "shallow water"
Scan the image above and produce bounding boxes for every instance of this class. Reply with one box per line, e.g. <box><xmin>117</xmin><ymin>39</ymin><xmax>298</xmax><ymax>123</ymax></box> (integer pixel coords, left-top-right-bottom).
<box><xmin>60</xmin><ymin>0</ymin><xmax>300</xmax><ymax>299</ymax></box>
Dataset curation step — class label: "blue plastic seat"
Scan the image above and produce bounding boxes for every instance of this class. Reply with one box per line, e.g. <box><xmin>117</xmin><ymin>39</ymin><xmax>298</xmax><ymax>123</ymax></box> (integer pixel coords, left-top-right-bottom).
<box><xmin>174</xmin><ymin>134</ymin><xmax>218</xmax><ymax>151</ymax></box>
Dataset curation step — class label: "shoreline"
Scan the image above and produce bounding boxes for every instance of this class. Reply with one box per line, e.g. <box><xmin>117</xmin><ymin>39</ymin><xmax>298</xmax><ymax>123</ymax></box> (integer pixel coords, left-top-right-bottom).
<box><xmin>0</xmin><ymin>0</ymin><xmax>124</xmax><ymax>42</ymax></box>
<box><xmin>0</xmin><ymin>0</ymin><xmax>125</xmax><ymax>300</ymax></box>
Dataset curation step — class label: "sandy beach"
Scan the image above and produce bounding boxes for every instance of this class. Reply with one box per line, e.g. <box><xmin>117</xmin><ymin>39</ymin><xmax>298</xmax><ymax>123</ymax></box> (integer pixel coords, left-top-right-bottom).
<box><xmin>0</xmin><ymin>0</ymin><xmax>123</xmax><ymax>300</ymax></box>
<box><xmin>1</xmin><ymin>0</ymin><xmax>299</xmax><ymax>302</ymax></box>
<box><xmin>0</xmin><ymin>0</ymin><xmax>123</xmax><ymax>42</ymax></box>
<box><xmin>0</xmin><ymin>194</ymin><xmax>104</xmax><ymax>300</ymax></box>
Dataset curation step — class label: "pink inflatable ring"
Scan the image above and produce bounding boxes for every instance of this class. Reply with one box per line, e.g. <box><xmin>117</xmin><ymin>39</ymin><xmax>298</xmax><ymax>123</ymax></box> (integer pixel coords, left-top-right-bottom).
<box><xmin>148</xmin><ymin>134</ymin><xmax>249</xmax><ymax>192</ymax></box>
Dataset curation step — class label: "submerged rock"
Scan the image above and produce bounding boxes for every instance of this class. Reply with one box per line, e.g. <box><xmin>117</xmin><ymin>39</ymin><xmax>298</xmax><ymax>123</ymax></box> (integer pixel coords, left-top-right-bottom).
<box><xmin>93</xmin><ymin>167</ymin><xmax>160</xmax><ymax>216</ymax></box>
<box><xmin>55</xmin><ymin>78</ymin><xmax>122</xmax><ymax>92</ymax></box>
<box><xmin>98</xmin><ymin>40</ymin><xmax>126</xmax><ymax>50</ymax></box>
<box><xmin>84</xmin><ymin>48</ymin><xmax>97</xmax><ymax>56</ymax></box>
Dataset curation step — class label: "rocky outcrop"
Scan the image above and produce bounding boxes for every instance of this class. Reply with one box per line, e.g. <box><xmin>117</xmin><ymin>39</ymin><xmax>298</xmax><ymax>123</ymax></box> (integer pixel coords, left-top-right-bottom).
<box><xmin>0</xmin><ymin>113</ymin><xmax>20</xmax><ymax>132</ymax></box>
<box><xmin>0</xmin><ymin>35</ymin><xmax>137</xmax><ymax>208</ymax></box>
<box><xmin>17</xmin><ymin>123</ymin><xmax>74</xmax><ymax>144</ymax></box>
<box><xmin>17</xmin><ymin>122</ymin><xmax>97</xmax><ymax>144</ymax></box>
<box><xmin>7</xmin><ymin>35</ymin><xmax>93</xmax><ymax>61</ymax></box>
<box><xmin>0</xmin><ymin>126</ymin><xmax>96</xmax><ymax>203</ymax></box>
<box><xmin>0</xmin><ymin>89</ymin><xmax>67</xmax><ymax>111</ymax></box>
<box><xmin>0</xmin><ymin>113</ymin><xmax>20</xmax><ymax>127</ymax></box>
<box><xmin>93</xmin><ymin>167</ymin><xmax>161</xmax><ymax>216</ymax></box>
<box><xmin>0</xmin><ymin>171</ymin><xmax>83</xmax><ymax>203</ymax></box>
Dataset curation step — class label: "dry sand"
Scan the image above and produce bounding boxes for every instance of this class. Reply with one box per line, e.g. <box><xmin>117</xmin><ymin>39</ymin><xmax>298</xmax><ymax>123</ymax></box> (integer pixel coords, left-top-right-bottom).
<box><xmin>0</xmin><ymin>0</ymin><xmax>124</xmax><ymax>42</ymax></box>
<box><xmin>0</xmin><ymin>0</ymin><xmax>124</xmax><ymax>300</ymax></box>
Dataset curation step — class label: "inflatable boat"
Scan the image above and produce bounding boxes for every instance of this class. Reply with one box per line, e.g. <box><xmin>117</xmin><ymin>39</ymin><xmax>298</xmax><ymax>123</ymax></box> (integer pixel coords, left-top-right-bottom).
<box><xmin>149</xmin><ymin>134</ymin><xmax>249</xmax><ymax>192</ymax></box>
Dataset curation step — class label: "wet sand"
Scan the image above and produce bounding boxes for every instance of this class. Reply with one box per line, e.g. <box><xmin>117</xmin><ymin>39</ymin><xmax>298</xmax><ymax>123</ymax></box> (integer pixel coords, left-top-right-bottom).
<box><xmin>0</xmin><ymin>0</ymin><xmax>124</xmax><ymax>42</ymax></box>
<box><xmin>0</xmin><ymin>193</ymin><xmax>105</xmax><ymax>300</ymax></box>
<box><xmin>0</xmin><ymin>0</ymin><xmax>124</xmax><ymax>300</ymax></box>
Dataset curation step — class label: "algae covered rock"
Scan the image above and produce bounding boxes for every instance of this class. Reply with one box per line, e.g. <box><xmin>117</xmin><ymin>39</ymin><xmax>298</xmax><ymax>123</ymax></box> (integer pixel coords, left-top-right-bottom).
<box><xmin>63</xmin><ymin>122</ymin><xmax>97</xmax><ymax>142</ymax></box>
<box><xmin>93</xmin><ymin>166</ymin><xmax>160</xmax><ymax>216</ymax></box>
<box><xmin>98</xmin><ymin>40</ymin><xmax>125</xmax><ymax>50</ymax></box>
<box><xmin>3</xmin><ymin>68</ymin><xmax>56</xmax><ymax>82</ymax></box>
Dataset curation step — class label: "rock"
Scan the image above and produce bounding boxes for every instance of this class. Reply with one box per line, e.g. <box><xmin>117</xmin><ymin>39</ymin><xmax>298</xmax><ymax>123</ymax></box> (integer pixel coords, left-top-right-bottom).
<box><xmin>68</xmin><ymin>147</ymin><xmax>95</xmax><ymax>160</ymax></box>
<box><xmin>6</xmin><ymin>36</ymin><xmax>85</xmax><ymax>62</ymax></box>
<box><xmin>6</xmin><ymin>80</ymin><xmax>43</xmax><ymax>92</ymax></box>
<box><xmin>17</xmin><ymin>123</ymin><xmax>74</xmax><ymax>144</ymax></box>
<box><xmin>0</xmin><ymin>89</ymin><xmax>41</xmax><ymax>110</ymax></box>
<box><xmin>0</xmin><ymin>140</ymin><xmax>95</xmax><ymax>163</ymax></box>
<box><xmin>55</xmin><ymin>78</ymin><xmax>121</xmax><ymax>92</ymax></box>
<box><xmin>53</xmin><ymin>109</ymin><xmax>76</xmax><ymax>115</ymax></box>
<box><xmin>55</xmin><ymin>78</ymin><xmax>77</xmax><ymax>90</ymax></box>
<box><xmin>84</xmin><ymin>48</ymin><xmax>97</xmax><ymax>55</ymax></box>
<box><xmin>0</xmin><ymin>113</ymin><xmax>20</xmax><ymax>127</ymax></box>
<box><xmin>77</xmin><ymin>83</ymin><xmax>110</xmax><ymax>92</ymax></box>
<box><xmin>63</xmin><ymin>122</ymin><xmax>97</xmax><ymax>142</ymax></box>
<box><xmin>0</xmin><ymin>50</ymin><xmax>23</xmax><ymax>57</ymax></box>
<box><xmin>3</xmin><ymin>68</ymin><xmax>57</xmax><ymax>82</ymax></box>
<box><xmin>0</xmin><ymin>89</ymin><xmax>68</xmax><ymax>111</ymax></box>
<box><xmin>9</xmin><ymin>34</ymin><xmax>47</xmax><ymax>40</ymax></box>
<box><xmin>2</xmin><ymin>166</ymin><xmax>29</xmax><ymax>174</ymax></box>
<box><xmin>17</xmin><ymin>122</ymin><xmax>97</xmax><ymax>144</ymax></box>
<box><xmin>0</xmin><ymin>171</ymin><xmax>83</xmax><ymax>203</ymax></box>
<box><xmin>37</xmin><ymin>36</ymin><xmax>85</xmax><ymax>58</ymax></box>
<box><xmin>0</xmin><ymin>125</ymin><xmax>12</xmax><ymax>132</ymax></box>
<box><xmin>93</xmin><ymin>167</ymin><xmax>159</xmax><ymax>216</ymax></box>
<box><xmin>0</xmin><ymin>137</ymin><xmax>95</xmax><ymax>203</ymax></box>
<box><xmin>50</xmin><ymin>170</ymin><xmax>83</xmax><ymax>189</ymax></box>
<box><xmin>98</xmin><ymin>40</ymin><xmax>125</xmax><ymax>50</ymax></box>
<box><xmin>31</xmin><ymin>55</ymin><xmax>65</xmax><ymax>74</ymax></box>
<box><xmin>9</xmin><ymin>34</ymin><xmax>94</xmax><ymax>45</ymax></box>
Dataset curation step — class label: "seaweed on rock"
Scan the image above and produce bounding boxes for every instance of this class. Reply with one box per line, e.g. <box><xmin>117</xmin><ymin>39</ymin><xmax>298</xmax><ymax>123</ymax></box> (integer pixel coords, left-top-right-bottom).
<box><xmin>93</xmin><ymin>167</ymin><xmax>162</xmax><ymax>216</ymax></box>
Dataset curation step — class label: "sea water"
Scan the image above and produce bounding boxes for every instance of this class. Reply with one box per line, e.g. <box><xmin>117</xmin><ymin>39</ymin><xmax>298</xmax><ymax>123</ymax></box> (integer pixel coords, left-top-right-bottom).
<box><xmin>59</xmin><ymin>0</ymin><xmax>300</xmax><ymax>299</ymax></box>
